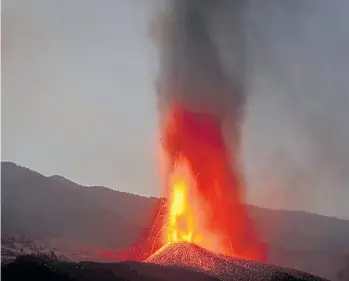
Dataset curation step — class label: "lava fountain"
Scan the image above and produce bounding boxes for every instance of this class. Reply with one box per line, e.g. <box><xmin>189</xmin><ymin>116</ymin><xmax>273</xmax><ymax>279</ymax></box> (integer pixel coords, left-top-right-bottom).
<box><xmin>118</xmin><ymin>0</ymin><xmax>266</xmax><ymax>262</ymax></box>
<box><xmin>159</xmin><ymin>106</ymin><xmax>265</xmax><ymax>260</ymax></box>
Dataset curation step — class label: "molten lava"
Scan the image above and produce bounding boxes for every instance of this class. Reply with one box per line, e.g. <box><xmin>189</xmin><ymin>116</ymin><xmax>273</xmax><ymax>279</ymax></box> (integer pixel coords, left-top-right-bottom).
<box><xmin>163</xmin><ymin>156</ymin><xmax>232</xmax><ymax>256</ymax></box>
<box><xmin>117</xmin><ymin>106</ymin><xmax>266</xmax><ymax>262</ymax></box>
<box><xmin>165</xmin><ymin>158</ymin><xmax>197</xmax><ymax>244</ymax></box>
<box><xmin>158</xmin><ymin>106</ymin><xmax>265</xmax><ymax>260</ymax></box>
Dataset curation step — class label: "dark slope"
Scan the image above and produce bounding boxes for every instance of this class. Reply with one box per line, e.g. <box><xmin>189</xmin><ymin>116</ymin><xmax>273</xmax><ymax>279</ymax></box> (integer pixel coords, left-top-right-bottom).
<box><xmin>1</xmin><ymin>162</ymin><xmax>141</xmax><ymax>249</ymax></box>
<box><xmin>2</xmin><ymin>249</ymin><xmax>327</xmax><ymax>281</ymax></box>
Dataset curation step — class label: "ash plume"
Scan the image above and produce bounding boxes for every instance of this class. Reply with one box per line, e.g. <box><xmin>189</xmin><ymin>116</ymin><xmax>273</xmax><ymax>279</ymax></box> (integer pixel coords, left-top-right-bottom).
<box><xmin>150</xmin><ymin>0</ymin><xmax>266</xmax><ymax>261</ymax></box>
<box><xmin>117</xmin><ymin>0</ymin><xmax>267</xmax><ymax>263</ymax></box>
<box><xmin>153</xmin><ymin>0</ymin><xmax>246</xmax><ymax>124</ymax></box>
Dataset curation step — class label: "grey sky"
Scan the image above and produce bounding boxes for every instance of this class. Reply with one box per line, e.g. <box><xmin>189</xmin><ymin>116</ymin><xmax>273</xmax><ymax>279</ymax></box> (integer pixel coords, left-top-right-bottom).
<box><xmin>2</xmin><ymin>0</ymin><xmax>161</xmax><ymax>196</ymax></box>
<box><xmin>2</xmin><ymin>0</ymin><xmax>349</xmax><ymax>219</ymax></box>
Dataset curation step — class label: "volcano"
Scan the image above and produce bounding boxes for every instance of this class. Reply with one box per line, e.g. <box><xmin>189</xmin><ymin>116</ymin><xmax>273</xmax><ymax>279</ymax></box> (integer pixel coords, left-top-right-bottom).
<box><xmin>116</xmin><ymin>0</ymin><xmax>268</xmax><ymax>263</ymax></box>
<box><xmin>145</xmin><ymin>242</ymin><xmax>326</xmax><ymax>281</ymax></box>
<box><xmin>117</xmin><ymin>107</ymin><xmax>266</xmax><ymax>262</ymax></box>
<box><xmin>121</xmin><ymin>0</ymin><xmax>255</xmax><ymax>268</ymax></box>
<box><xmin>2</xmin><ymin>247</ymin><xmax>328</xmax><ymax>281</ymax></box>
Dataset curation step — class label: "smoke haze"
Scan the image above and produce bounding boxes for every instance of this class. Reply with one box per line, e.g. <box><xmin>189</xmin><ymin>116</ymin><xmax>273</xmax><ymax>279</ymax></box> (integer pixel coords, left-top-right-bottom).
<box><xmin>241</xmin><ymin>0</ymin><xmax>349</xmax><ymax>218</ymax></box>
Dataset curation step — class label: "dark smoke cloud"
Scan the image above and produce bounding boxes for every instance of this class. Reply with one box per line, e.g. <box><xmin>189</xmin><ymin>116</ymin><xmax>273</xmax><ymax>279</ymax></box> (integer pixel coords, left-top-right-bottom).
<box><xmin>154</xmin><ymin>0</ymin><xmax>246</xmax><ymax>121</ymax></box>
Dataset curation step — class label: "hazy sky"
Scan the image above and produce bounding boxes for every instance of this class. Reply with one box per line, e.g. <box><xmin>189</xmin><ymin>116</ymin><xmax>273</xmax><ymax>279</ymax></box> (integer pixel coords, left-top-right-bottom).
<box><xmin>3</xmin><ymin>0</ymin><xmax>349</xmax><ymax>219</ymax></box>
<box><xmin>3</xmin><ymin>0</ymin><xmax>161</xmax><ymax>196</ymax></box>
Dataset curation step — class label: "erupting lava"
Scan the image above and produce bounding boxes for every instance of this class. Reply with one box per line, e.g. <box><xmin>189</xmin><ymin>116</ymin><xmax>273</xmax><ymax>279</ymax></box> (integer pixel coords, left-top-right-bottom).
<box><xmin>117</xmin><ymin>0</ymin><xmax>266</xmax><ymax>263</ymax></box>
<box><xmin>159</xmin><ymin>106</ymin><xmax>265</xmax><ymax>260</ymax></box>
<box><xmin>163</xmin><ymin>155</ymin><xmax>234</xmax><ymax>256</ymax></box>
<box><xmin>117</xmin><ymin>106</ymin><xmax>266</xmax><ymax>262</ymax></box>
<box><xmin>165</xmin><ymin>157</ymin><xmax>198</xmax><ymax>244</ymax></box>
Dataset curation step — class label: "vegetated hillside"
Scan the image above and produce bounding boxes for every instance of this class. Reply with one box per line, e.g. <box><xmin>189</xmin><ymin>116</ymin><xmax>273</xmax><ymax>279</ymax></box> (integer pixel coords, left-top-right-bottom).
<box><xmin>1</xmin><ymin>162</ymin><xmax>349</xmax><ymax>280</ymax></box>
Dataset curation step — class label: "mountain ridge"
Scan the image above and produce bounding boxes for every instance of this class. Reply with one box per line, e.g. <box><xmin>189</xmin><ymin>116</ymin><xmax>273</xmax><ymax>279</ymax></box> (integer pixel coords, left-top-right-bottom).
<box><xmin>2</xmin><ymin>161</ymin><xmax>345</xmax><ymax>221</ymax></box>
<box><xmin>1</xmin><ymin>161</ymin><xmax>349</xmax><ymax>280</ymax></box>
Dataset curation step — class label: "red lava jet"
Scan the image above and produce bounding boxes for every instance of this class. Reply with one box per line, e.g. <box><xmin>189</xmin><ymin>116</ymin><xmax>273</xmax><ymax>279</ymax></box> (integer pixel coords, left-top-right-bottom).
<box><xmin>118</xmin><ymin>104</ymin><xmax>266</xmax><ymax>263</ymax></box>
<box><xmin>159</xmin><ymin>105</ymin><xmax>266</xmax><ymax>261</ymax></box>
<box><xmin>117</xmin><ymin>0</ymin><xmax>266</xmax><ymax>265</ymax></box>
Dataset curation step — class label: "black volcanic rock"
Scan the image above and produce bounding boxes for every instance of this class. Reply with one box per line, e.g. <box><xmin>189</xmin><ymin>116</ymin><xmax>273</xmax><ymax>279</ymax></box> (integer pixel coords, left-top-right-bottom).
<box><xmin>2</xmin><ymin>250</ymin><xmax>327</xmax><ymax>281</ymax></box>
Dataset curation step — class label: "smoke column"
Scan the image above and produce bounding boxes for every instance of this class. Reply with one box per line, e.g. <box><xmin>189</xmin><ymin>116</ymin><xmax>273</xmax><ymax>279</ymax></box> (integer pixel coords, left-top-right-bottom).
<box><xmin>153</xmin><ymin>0</ymin><xmax>247</xmax><ymax>182</ymax></box>
<box><xmin>153</xmin><ymin>0</ymin><xmax>266</xmax><ymax>261</ymax></box>
<box><xmin>154</xmin><ymin>0</ymin><xmax>245</xmax><ymax>123</ymax></box>
<box><xmin>118</xmin><ymin>0</ymin><xmax>267</xmax><ymax>261</ymax></box>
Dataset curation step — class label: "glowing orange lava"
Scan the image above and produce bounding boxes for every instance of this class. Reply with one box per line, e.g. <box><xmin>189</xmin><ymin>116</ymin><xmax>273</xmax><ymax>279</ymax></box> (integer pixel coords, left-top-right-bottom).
<box><xmin>163</xmin><ymin>155</ymin><xmax>237</xmax><ymax>257</ymax></box>
<box><xmin>164</xmin><ymin>157</ymin><xmax>199</xmax><ymax>244</ymax></box>
<box><xmin>117</xmin><ymin>105</ymin><xmax>266</xmax><ymax>262</ymax></box>
<box><xmin>159</xmin><ymin>105</ymin><xmax>266</xmax><ymax>260</ymax></box>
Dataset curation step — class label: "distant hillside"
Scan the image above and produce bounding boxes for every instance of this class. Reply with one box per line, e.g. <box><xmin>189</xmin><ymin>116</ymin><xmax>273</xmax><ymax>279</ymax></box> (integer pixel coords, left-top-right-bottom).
<box><xmin>1</xmin><ymin>162</ymin><xmax>155</xmax><ymax>249</ymax></box>
<box><xmin>1</xmin><ymin>161</ymin><xmax>349</xmax><ymax>280</ymax></box>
